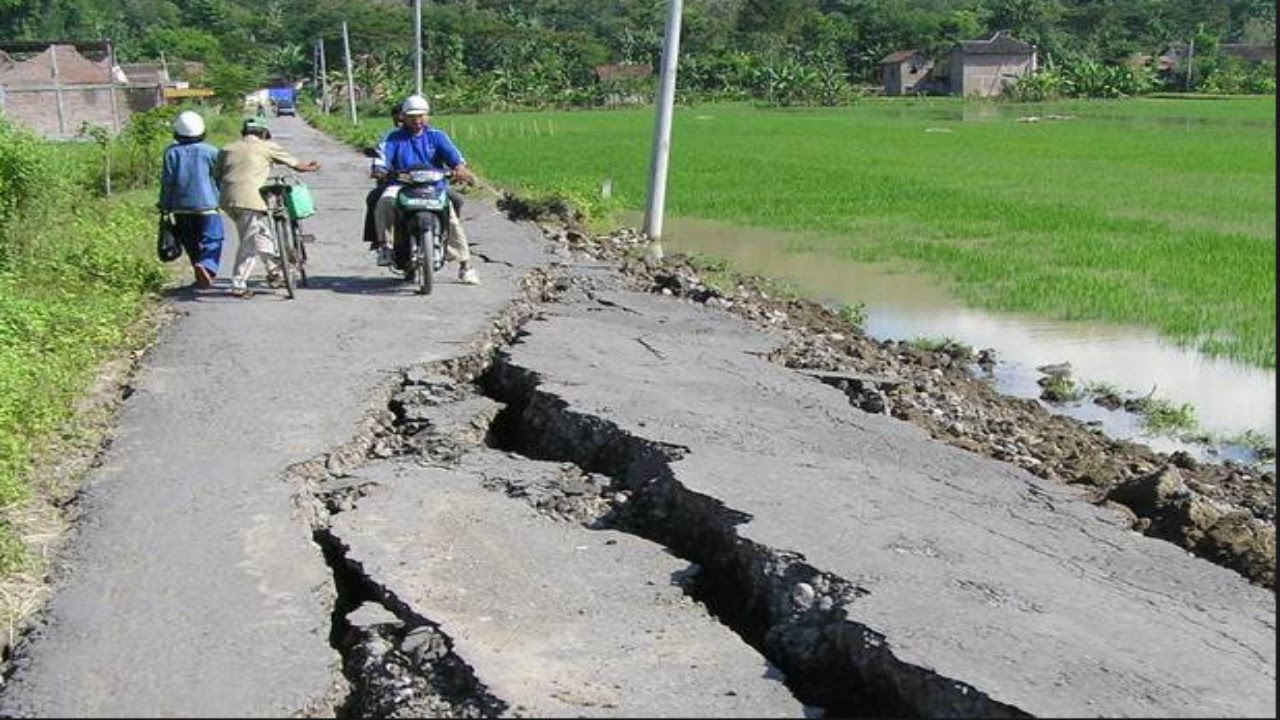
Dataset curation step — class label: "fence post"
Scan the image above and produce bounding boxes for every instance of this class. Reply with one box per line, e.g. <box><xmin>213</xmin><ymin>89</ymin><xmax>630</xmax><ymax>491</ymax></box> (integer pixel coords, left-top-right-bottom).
<box><xmin>107</xmin><ymin>42</ymin><xmax>122</xmax><ymax>136</ymax></box>
<box><xmin>318</xmin><ymin>39</ymin><xmax>329</xmax><ymax>113</ymax></box>
<box><xmin>51</xmin><ymin>45</ymin><xmax>68</xmax><ymax>136</ymax></box>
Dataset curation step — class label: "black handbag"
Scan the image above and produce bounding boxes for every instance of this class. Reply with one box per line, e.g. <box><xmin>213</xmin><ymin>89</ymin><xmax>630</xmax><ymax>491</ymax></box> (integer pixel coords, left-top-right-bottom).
<box><xmin>157</xmin><ymin>213</ymin><xmax>182</xmax><ymax>262</ymax></box>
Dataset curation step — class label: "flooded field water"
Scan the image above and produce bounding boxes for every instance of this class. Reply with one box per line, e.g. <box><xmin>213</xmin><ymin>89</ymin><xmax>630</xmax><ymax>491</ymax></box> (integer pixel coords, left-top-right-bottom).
<box><xmin>654</xmin><ymin>217</ymin><xmax>1276</xmax><ymax>457</ymax></box>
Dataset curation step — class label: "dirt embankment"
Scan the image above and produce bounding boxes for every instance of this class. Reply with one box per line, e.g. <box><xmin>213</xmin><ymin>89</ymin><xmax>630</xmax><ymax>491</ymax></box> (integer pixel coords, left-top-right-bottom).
<box><xmin>497</xmin><ymin>197</ymin><xmax>1275</xmax><ymax>590</ymax></box>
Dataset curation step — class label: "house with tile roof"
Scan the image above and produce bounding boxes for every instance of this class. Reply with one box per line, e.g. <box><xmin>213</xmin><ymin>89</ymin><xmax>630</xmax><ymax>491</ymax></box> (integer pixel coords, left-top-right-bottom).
<box><xmin>949</xmin><ymin>31</ymin><xmax>1037</xmax><ymax>98</ymax></box>
<box><xmin>879</xmin><ymin>50</ymin><xmax>934</xmax><ymax>96</ymax></box>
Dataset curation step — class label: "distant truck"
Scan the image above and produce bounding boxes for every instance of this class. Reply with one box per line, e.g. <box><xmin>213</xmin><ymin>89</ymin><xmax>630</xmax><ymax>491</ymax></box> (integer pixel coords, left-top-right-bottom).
<box><xmin>267</xmin><ymin>86</ymin><xmax>297</xmax><ymax>116</ymax></box>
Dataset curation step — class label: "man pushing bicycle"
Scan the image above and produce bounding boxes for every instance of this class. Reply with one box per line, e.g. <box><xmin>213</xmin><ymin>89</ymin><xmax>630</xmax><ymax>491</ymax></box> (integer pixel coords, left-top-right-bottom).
<box><xmin>216</xmin><ymin>118</ymin><xmax>321</xmax><ymax>298</ymax></box>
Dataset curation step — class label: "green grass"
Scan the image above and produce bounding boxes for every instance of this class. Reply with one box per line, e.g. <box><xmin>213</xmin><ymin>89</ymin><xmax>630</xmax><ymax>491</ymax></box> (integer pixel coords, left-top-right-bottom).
<box><xmin>1134</xmin><ymin>396</ymin><xmax>1200</xmax><ymax>435</ymax></box>
<box><xmin>402</xmin><ymin>96</ymin><xmax>1274</xmax><ymax>369</ymax></box>
<box><xmin>0</xmin><ymin>107</ymin><xmax>219</xmax><ymax>573</ymax></box>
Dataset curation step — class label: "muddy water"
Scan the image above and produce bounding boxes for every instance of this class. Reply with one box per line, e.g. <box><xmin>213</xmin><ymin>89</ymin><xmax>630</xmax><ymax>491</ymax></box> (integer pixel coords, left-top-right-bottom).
<box><xmin>650</xmin><ymin>216</ymin><xmax>1276</xmax><ymax>456</ymax></box>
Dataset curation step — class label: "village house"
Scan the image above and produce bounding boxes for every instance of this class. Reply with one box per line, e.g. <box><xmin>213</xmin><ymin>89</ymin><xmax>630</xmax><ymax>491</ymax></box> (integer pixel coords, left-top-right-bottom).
<box><xmin>879</xmin><ymin>50</ymin><xmax>934</xmax><ymax>96</ymax></box>
<box><xmin>1159</xmin><ymin>42</ymin><xmax>1276</xmax><ymax>71</ymax></box>
<box><xmin>950</xmin><ymin>30</ymin><xmax>1037</xmax><ymax>98</ymax></box>
<box><xmin>594</xmin><ymin>62</ymin><xmax>652</xmax><ymax>106</ymax></box>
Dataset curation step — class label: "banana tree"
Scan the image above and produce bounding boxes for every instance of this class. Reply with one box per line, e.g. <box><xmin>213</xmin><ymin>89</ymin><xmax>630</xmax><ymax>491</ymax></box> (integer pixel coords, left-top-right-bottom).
<box><xmin>265</xmin><ymin>43</ymin><xmax>308</xmax><ymax>81</ymax></box>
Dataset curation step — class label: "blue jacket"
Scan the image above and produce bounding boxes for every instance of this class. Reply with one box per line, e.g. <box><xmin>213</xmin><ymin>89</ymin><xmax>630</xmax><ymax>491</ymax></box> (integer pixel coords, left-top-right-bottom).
<box><xmin>372</xmin><ymin>127</ymin><xmax>465</xmax><ymax>189</ymax></box>
<box><xmin>159</xmin><ymin>140</ymin><xmax>220</xmax><ymax>213</ymax></box>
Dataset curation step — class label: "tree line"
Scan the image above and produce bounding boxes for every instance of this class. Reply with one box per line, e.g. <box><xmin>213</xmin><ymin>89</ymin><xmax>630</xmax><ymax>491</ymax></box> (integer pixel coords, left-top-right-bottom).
<box><xmin>1</xmin><ymin>0</ymin><xmax>1275</xmax><ymax>110</ymax></box>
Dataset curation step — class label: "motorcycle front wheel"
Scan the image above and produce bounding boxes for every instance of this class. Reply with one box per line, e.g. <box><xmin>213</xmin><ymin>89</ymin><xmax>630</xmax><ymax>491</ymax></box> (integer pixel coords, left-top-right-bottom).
<box><xmin>391</xmin><ymin>216</ymin><xmax>413</xmax><ymax>282</ymax></box>
<box><xmin>415</xmin><ymin>213</ymin><xmax>437</xmax><ymax>295</ymax></box>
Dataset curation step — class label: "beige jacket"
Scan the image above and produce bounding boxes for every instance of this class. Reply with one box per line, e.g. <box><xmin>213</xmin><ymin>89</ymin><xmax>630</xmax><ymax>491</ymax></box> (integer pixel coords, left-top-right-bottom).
<box><xmin>215</xmin><ymin>136</ymin><xmax>303</xmax><ymax>212</ymax></box>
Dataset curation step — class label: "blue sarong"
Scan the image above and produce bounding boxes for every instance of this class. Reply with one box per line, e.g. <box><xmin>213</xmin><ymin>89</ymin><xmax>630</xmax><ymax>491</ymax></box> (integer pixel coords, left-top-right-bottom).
<box><xmin>173</xmin><ymin>213</ymin><xmax>224</xmax><ymax>277</ymax></box>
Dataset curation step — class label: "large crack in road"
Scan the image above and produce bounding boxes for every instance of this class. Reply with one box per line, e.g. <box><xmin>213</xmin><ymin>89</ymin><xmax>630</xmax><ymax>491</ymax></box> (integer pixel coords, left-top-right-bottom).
<box><xmin>279</xmin><ymin>255</ymin><xmax>1273</xmax><ymax>718</ymax></box>
<box><xmin>284</xmin><ymin>268</ymin><xmax>1035</xmax><ymax>717</ymax></box>
<box><xmin>285</xmin><ymin>266</ymin><xmax>993</xmax><ymax>712</ymax></box>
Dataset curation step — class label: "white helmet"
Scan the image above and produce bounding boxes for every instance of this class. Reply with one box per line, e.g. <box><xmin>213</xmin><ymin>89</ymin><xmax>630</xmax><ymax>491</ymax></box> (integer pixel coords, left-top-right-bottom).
<box><xmin>402</xmin><ymin>94</ymin><xmax>430</xmax><ymax>116</ymax></box>
<box><xmin>173</xmin><ymin>110</ymin><xmax>206</xmax><ymax>138</ymax></box>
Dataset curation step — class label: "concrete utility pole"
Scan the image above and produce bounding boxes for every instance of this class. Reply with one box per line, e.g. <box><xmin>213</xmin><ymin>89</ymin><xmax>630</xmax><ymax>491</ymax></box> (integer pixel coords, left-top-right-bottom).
<box><xmin>318</xmin><ymin>38</ymin><xmax>329</xmax><ymax>113</ymax></box>
<box><xmin>413</xmin><ymin>0</ymin><xmax>423</xmax><ymax>94</ymax></box>
<box><xmin>342</xmin><ymin>22</ymin><xmax>357</xmax><ymax>124</ymax></box>
<box><xmin>642</xmin><ymin>0</ymin><xmax>684</xmax><ymax>262</ymax></box>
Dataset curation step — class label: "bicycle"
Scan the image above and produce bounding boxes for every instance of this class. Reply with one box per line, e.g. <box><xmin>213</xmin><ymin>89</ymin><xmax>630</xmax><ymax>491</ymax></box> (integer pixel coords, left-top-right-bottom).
<box><xmin>259</xmin><ymin>172</ymin><xmax>312</xmax><ymax>299</ymax></box>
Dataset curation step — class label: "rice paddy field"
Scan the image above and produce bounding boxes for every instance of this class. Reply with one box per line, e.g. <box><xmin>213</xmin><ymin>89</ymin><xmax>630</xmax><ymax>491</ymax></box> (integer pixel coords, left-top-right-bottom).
<box><xmin>440</xmin><ymin>97</ymin><xmax>1275</xmax><ymax>369</ymax></box>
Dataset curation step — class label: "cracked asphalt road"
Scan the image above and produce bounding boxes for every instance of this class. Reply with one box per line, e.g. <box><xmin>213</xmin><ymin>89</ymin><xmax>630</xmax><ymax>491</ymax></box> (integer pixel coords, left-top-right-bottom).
<box><xmin>0</xmin><ymin>116</ymin><xmax>1273</xmax><ymax>718</ymax></box>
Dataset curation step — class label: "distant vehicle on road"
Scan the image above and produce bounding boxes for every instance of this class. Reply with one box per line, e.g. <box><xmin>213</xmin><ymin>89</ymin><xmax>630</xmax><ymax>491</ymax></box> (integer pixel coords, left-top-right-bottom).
<box><xmin>268</xmin><ymin>86</ymin><xmax>297</xmax><ymax>116</ymax></box>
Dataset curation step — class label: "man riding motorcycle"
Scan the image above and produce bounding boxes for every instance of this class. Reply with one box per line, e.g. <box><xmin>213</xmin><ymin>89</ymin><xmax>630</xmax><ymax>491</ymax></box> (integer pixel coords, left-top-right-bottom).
<box><xmin>370</xmin><ymin>94</ymin><xmax>479</xmax><ymax>285</ymax></box>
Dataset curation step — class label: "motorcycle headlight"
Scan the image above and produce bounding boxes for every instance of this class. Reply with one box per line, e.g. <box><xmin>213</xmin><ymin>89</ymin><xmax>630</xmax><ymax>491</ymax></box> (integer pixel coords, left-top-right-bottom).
<box><xmin>408</xmin><ymin>169</ymin><xmax>444</xmax><ymax>183</ymax></box>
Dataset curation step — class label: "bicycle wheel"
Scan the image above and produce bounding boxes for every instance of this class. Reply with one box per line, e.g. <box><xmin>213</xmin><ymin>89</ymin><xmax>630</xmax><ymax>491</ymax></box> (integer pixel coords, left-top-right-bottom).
<box><xmin>273</xmin><ymin>212</ymin><xmax>296</xmax><ymax>300</ymax></box>
<box><xmin>290</xmin><ymin>220</ymin><xmax>308</xmax><ymax>287</ymax></box>
<box><xmin>416</xmin><ymin>214</ymin><xmax>435</xmax><ymax>295</ymax></box>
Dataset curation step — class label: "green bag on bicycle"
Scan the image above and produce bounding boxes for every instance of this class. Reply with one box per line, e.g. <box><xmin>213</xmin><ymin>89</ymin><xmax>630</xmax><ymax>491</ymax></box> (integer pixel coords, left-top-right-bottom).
<box><xmin>285</xmin><ymin>182</ymin><xmax>316</xmax><ymax>220</ymax></box>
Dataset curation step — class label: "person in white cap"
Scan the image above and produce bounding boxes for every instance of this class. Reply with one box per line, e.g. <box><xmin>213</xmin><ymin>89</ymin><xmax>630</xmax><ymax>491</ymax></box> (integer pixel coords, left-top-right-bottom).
<box><xmin>158</xmin><ymin>110</ymin><xmax>223</xmax><ymax>288</ymax></box>
<box><xmin>370</xmin><ymin>94</ymin><xmax>480</xmax><ymax>285</ymax></box>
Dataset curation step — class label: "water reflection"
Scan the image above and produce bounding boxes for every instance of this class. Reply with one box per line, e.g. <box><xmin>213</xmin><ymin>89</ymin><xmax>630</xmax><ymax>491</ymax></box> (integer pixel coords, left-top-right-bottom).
<box><xmin>654</xmin><ymin>217</ymin><xmax>1276</xmax><ymax>453</ymax></box>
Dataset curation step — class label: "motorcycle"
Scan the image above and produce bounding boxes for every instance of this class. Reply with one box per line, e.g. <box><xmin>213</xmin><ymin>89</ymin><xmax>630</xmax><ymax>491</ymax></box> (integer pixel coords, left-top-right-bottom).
<box><xmin>390</xmin><ymin>165</ymin><xmax>454</xmax><ymax>295</ymax></box>
<box><xmin>363</xmin><ymin>148</ymin><xmax>455</xmax><ymax>296</ymax></box>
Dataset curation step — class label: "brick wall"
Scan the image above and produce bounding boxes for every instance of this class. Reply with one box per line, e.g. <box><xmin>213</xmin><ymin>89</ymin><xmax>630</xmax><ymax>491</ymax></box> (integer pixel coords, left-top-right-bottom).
<box><xmin>0</xmin><ymin>44</ymin><xmax>163</xmax><ymax>139</ymax></box>
<box><xmin>1</xmin><ymin>85</ymin><xmax>162</xmax><ymax>138</ymax></box>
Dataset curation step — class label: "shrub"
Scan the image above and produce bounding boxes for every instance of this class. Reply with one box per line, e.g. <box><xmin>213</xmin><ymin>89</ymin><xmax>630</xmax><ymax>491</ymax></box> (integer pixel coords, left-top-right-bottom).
<box><xmin>0</xmin><ymin>119</ymin><xmax>55</xmax><ymax>268</ymax></box>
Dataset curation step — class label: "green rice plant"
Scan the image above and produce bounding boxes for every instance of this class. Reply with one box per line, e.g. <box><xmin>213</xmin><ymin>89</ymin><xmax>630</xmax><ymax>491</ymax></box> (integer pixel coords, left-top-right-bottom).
<box><xmin>1085</xmin><ymin>380</ymin><xmax>1123</xmax><ymax>396</ymax></box>
<box><xmin>1038</xmin><ymin>374</ymin><xmax>1083</xmax><ymax>403</ymax></box>
<box><xmin>907</xmin><ymin>336</ymin><xmax>973</xmax><ymax>356</ymax></box>
<box><xmin>679</xmin><ymin>251</ymin><xmax>809</xmax><ymax>304</ymax></box>
<box><xmin>450</xmin><ymin>98</ymin><xmax>1274</xmax><ymax>369</ymax></box>
<box><xmin>1219</xmin><ymin>429</ymin><xmax>1277</xmax><ymax>459</ymax></box>
<box><xmin>1134</xmin><ymin>396</ymin><xmax>1200</xmax><ymax>436</ymax></box>
<box><xmin>685</xmin><ymin>253</ymin><xmax>735</xmax><ymax>295</ymax></box>
<box><xmin>1084</xmin><ymin>380</ymin><xmax>1126</xmax><ymax>408</ymax></box>
<box><xmin>836</xmin><ymin>302</ymin><xmax>867</xmax><ymax>328</ymax></box>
